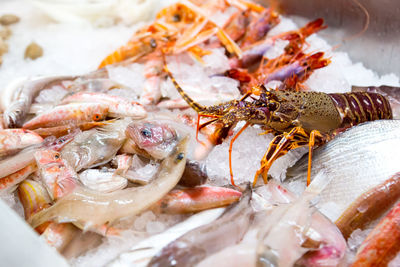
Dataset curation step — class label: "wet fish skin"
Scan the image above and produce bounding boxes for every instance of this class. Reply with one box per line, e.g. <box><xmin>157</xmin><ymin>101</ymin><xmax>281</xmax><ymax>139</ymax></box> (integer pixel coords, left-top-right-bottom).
<box><xmin>0</xmin><ymin>130</ymin><xmax>78</xmax><ymax>179</ymax></box>
<box><xmin>61</xmin><ymin>92</ymin><xmax>147</xmax><ymax>119</ymax></box>
<box><xmin>78</xmin><ymin>169</ymin><xmax>128</xmax><ymax>193</ymax></box>
<box><xmin>351</xmin><ymin>202</ymin><xmax>400</xmax><ymax>266</ymax></box>
<box><xmin>61</xmin><ymin>119</ymin><xmax>129</xmax><ymax>172</ymax></box>
<box><xmin>0</xmin><ymin>163</ymin><xmax>36</xmax><ymax>193</ymax></box>
<box><xmin>35</xmin><ymin>149</ymin><xmax>79</xmax><ymax>200</ymax></box>
<box><xmin>335</xmin><ymin>172</ymin><xmax>400</xmax><ymax>240</ymax></box>
<box><xmin>107</xmin><ymin>208</ymin><xmax>225</xmax><ymax>267</ymax></box>
<box><xmin>147</xmin><ymin>186</ymin><xmax>254</xmax><ymax>267</ymax></box>
<box><xmin>0</xmin><ymin>129</ymin><xmax>43</xmax><ymax>156</ymax></box>
<box><xmin>287</xmin><ymin>120</ymin><xmax>400</xmax><ymax>222</ymax></box>
<box><xmin>154</xmin><ymin>186</ymin><xmax>242</xmax><ymax>214</ymax></box>
<box><xmin>178</xmin><ymin>160</ymin><xmax>208</xmax><ymax>187</ymax></box>
<box><xmin>3</xmin><ymin>76</ymin><xmax>76</xmax><ymax>128</ymax></box>
<box><xmin>126</xmin><ymin>120</ymin><xmax>178</xmax><ymax>160</ymax></box>
<box><xmin>28</xmin><ymin>137</ymin><xmax>188</xmax><ymax>229</ymax></box>
<box><xmin>22</xmin><ymin>103</ymin><xmax>109</xmax><ymax>130</ymax></box>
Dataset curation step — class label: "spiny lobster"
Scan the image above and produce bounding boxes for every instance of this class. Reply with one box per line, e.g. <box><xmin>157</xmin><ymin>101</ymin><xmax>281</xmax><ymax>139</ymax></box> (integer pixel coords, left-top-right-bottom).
<box><xmin>164</xmin><ymin>64</ymin><xmax>392</xmax><ymax>186</ymax></box>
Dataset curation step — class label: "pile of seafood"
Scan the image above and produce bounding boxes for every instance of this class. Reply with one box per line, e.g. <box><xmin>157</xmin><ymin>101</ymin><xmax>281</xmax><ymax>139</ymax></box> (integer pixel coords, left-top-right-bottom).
<box><xmin>0</xmin><ymin>0</ymin><xmax>399</xmax><ymax>266</ymax></box>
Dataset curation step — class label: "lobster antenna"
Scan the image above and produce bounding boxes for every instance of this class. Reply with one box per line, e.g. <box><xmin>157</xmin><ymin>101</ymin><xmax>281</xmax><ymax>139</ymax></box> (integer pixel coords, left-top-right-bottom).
<box><xmin>163</xmin><ymin>57</ymin><xmax>206</xmax><ymax>113</ymax></box>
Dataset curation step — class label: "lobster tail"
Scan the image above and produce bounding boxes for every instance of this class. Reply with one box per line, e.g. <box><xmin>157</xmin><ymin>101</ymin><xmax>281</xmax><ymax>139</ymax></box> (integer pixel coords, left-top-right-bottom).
<box><xmin>329</xmin><ymin>92</ymin><xmax>392</xmax><ymax>127</ymax></box>
<box><xmin>164</xmin><ymin>63</ymin><xmax>206</xmax><ymax>113</ymax></box>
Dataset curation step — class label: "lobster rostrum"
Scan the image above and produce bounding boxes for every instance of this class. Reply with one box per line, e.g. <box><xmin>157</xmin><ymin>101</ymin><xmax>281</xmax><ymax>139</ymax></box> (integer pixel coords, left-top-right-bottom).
<box><xmin>165</xmin><ymin>64</ymin><xmax>392</xmax><ymax>186</ymax></box>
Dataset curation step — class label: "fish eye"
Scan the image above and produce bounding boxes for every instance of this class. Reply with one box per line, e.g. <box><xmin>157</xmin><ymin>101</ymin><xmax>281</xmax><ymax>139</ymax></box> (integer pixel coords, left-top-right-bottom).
<box><xmin>172</xmin><ymin>14</ymin><xmax>181</xmax><ymax>22</ymax></box>
<box><xmin>141</xmin><ymin>128</ymin><xmax>152</xmax><ymax>138</ymax></box>
<box><xmin>176</xmin><ymin>152</ymin><xmax>184</xmax><ymax>161</ymax></box>
<box><xmin>54</xmin><ymin>153</ymin><xmax>60</xmax><ymax>159</ymax></box>
<box><xmin>150</xmin><ymin>38</ymin><xmax>157</xmax><ymax>48</ymax></box>
<box><xmin>93</xmin><ymin>114</ymin><xmax>101</xmax><ymax>121</ymax></box>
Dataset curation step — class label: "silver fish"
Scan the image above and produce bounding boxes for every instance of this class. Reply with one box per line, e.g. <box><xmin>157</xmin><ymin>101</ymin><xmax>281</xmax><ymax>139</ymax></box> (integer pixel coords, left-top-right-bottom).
<box><xmin>107</xmin><ymin>208</ymin><xmax>225</xmax><ymax>267</ymax></box>
<box><xmin>124</xmin><ymin>120</ymin><xmax>178</xmax><ymax>160</ymax></box>
<box><xmin>29</xmin><ymin>137</ymin><xmax>188</xmax><ymax>229</ymax></box>
<box><xmin>287</xmin><ymin>120</ymin><xmax>400</xmax><ymax>222</ymax></box>
<box><xmin>147</xmin><ymin>186</ymin><xmax>254</xmax><ymax>267</ymax></box>
<box><xmin>61</xmin><ymin>119</ymin><xmax>129</xmax><ymax>172</ymax></box>
<box><xmin>3</xmin><ymin>75</ymin><xmax>76</xmax><ymax>128</ymax></box>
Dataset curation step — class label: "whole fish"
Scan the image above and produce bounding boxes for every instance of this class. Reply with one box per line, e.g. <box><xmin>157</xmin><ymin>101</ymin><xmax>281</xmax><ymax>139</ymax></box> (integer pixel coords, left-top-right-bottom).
<box><xmin>287</xmin><ymin>120</ymin><xmax>400</xmax><ymax>222</ymax></box>
<box><xmin>61</xmin><ymin>92</ymin><xmax>147</xmax><ymax>119</ymax></box>
<box><xmin>2</xmin><ymin>75</ymin><xmax>76</xmax><ymax>128</ymax></box>
<box><xmin>61</xmin><ymin>119</ymin><xmax>129</xmax><ymax>172</ymax></box>
<box><xmin>18</xmin><ymin>179</ymin><xmax>52</xmax><ymax>221</ymax></box>
<box><xmin>0</xmin><ymin>130</ymin><xmax>78</xmax><ymax>179</ymax></box>
<box><xmin>147</xmin><ymin>186</ymin><xmax>253</xmax><ymax>267</ymax></box>
<box><xmin>196</xmin><ymin>180</ymin><xmax>346</xmax><ymax>267</ymax></box>
<box><xmin>29</xmin><ymin>137</ymin><xmax>187</xmax><ymax>229</ymax></box>
<box><xmin>22</xmin><ymin>103</ymin><xmax>109</xmax><ymax>130</ymax></box>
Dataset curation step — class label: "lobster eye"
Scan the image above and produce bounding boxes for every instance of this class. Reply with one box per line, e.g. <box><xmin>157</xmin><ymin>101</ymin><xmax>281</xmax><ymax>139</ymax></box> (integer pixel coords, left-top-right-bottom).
<box><xmin>268</xmin><ymin>101</ymin><xmax>278</xmax><ymax>110</ymax></box>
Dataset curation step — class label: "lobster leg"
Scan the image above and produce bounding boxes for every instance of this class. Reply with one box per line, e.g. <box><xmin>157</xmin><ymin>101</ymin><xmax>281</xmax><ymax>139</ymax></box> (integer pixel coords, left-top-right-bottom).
<box><xmin>307</xmin><ymin>130</ymin><xmax>324</xmax><ymax>186</ymax></box>
<box><xmin>253</xmin><ymin>127</ymin><xmax>328</xmax><ymax>186</ymax></box>
<box><xmin>229</xmin><ymin>122</ymin><xmax>250</xmax><ymax>187</ymax></box>
<box><xmin>254</xmin><ymin>127</ymin><xmax>307</xmax><ymax>186</ymax></box>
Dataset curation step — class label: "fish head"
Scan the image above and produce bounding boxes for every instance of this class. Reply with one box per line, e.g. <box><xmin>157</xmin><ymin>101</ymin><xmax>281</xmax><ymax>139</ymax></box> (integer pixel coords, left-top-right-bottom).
<box><xmin>44</xmin><ymin>129</ymin><xmax>80</xmax><ymax>151</ymax></box>
<box><xmin>34</xmin><ymin>149</ymin><xmax>63</xmax><ymax>166</ymax></box>
<box><xmin>89</xmin><ymin>104</ymin><xmax>109</xmax><ymax>121</ymax></box>
<box><xmin>126</xmin><ymin>121</ymin><xmax>178</xmax><ymax>159</ymax></box>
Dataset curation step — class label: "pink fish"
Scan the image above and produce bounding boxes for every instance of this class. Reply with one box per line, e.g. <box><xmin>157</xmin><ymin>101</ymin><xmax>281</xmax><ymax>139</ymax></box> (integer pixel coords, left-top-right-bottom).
<box><xmin>0</xmin><ymin>129</ymin><xmax>43</xmax><ymax>156</ymax></box>
<box><xmin>23</xmin><ymin>103</ymin><xmax>108</xmax><ymax>130</ymax></box>
<box><xmin>34</xmin><ymin>149</ymin><xmax>79</xmax><ymax>200</ymax></box>
<box><xmin>61</xmin><ymin>92</ymin><xmax>146</xmax><ymax>118</ymax></box>
<box><xmin>154</xmin><ymin>186</ymin><xmax>242</xmax><ymax>214</ymax></box>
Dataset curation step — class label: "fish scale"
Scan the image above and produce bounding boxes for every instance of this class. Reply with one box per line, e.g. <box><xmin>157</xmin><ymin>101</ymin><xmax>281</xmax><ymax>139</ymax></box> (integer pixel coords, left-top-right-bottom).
<box><xmin>287</xmin><ymin>120</ymin><xmax>400</xmax><ymax>221</ymax></box>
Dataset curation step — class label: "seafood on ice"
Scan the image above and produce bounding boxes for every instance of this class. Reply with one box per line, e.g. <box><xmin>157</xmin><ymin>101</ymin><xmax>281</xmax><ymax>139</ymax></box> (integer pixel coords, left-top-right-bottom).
<box><xmin>0</xmin><ymin>0</ymin><xmax>399</xmax><ymax>266</ymax></box>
